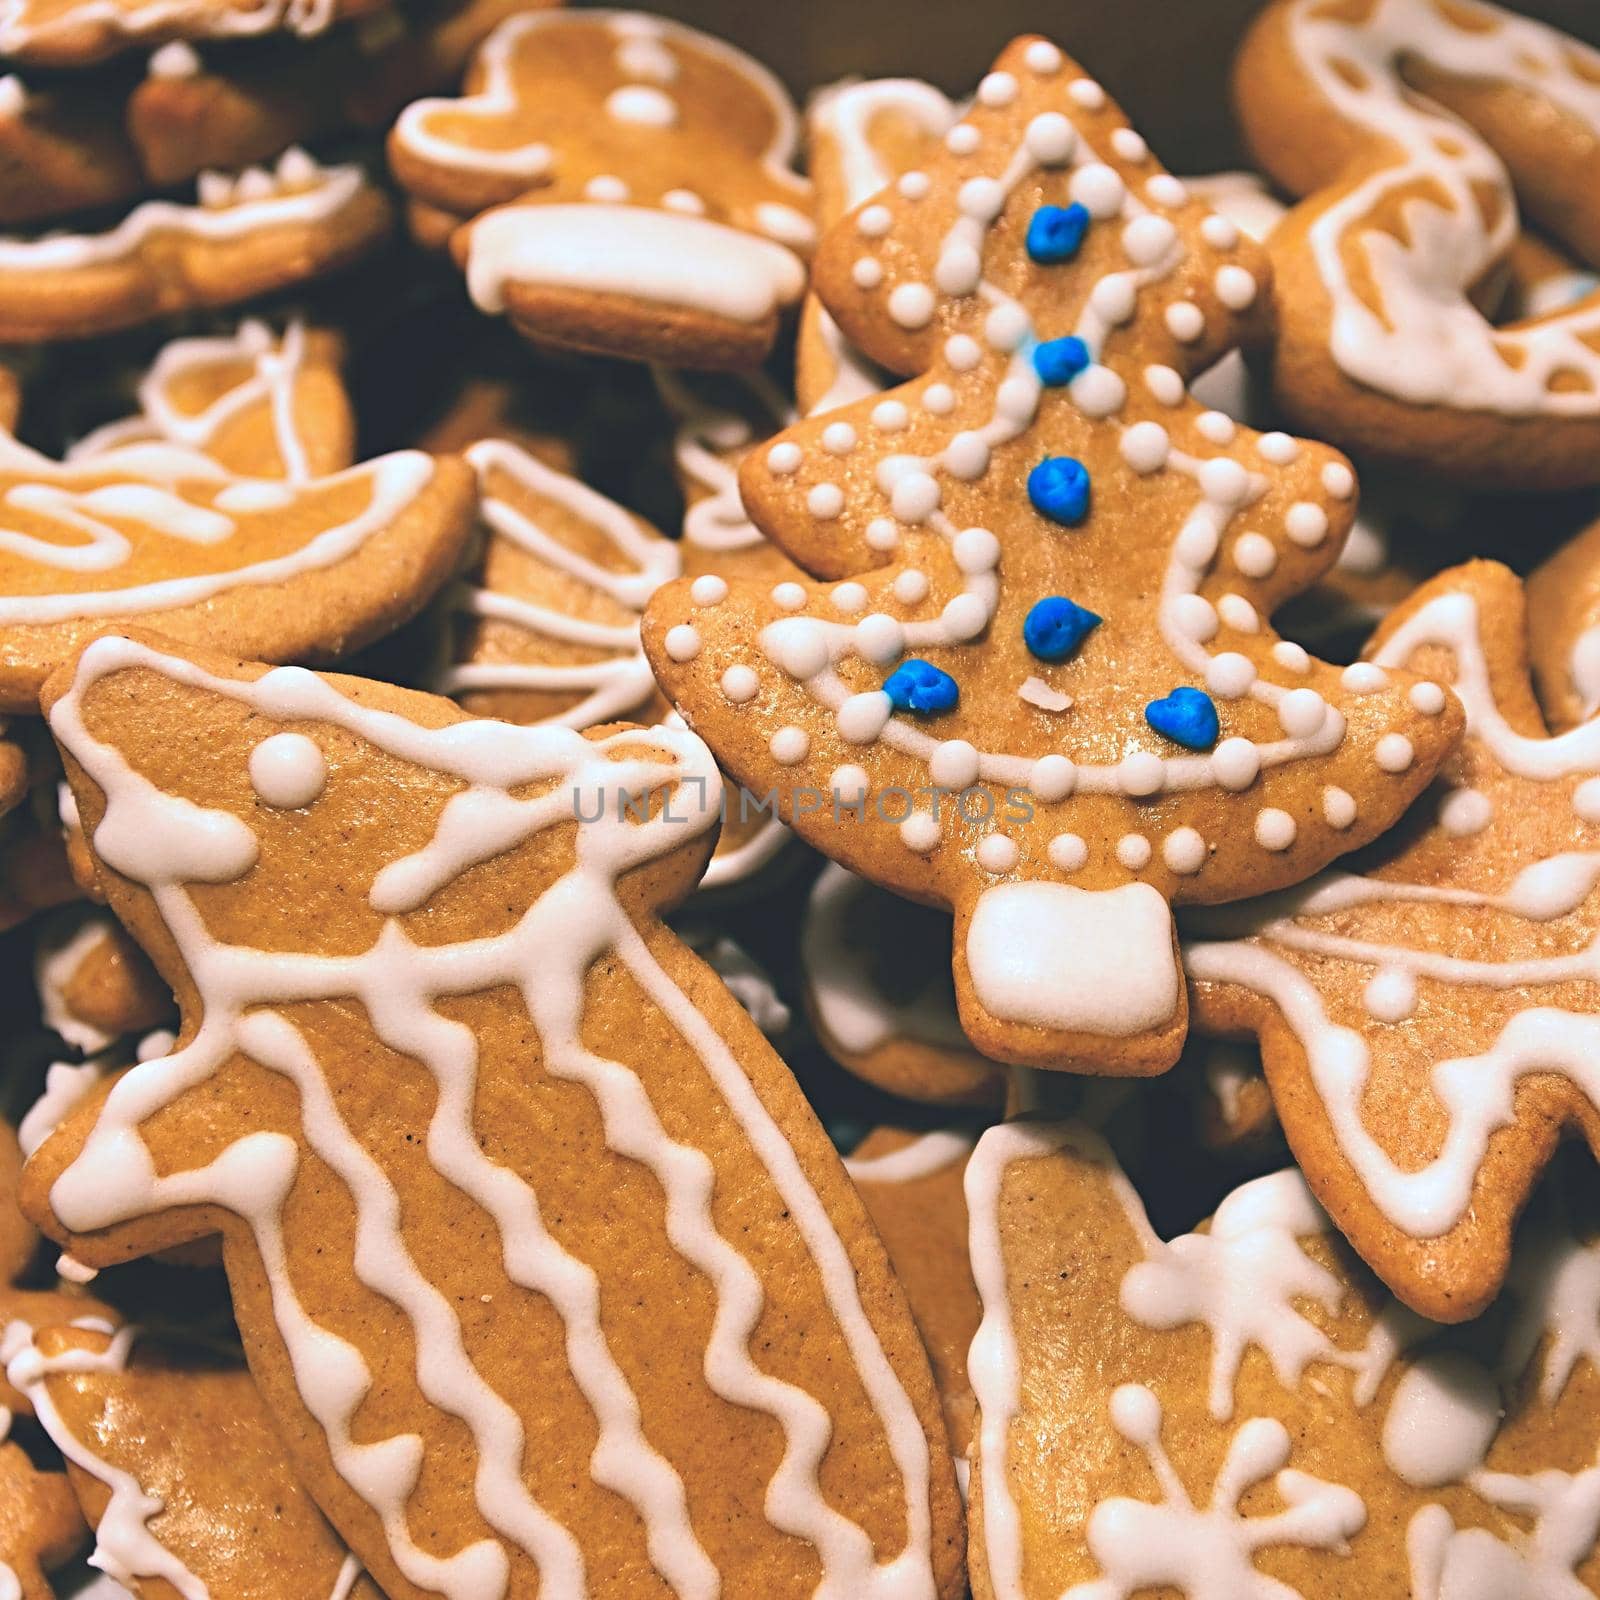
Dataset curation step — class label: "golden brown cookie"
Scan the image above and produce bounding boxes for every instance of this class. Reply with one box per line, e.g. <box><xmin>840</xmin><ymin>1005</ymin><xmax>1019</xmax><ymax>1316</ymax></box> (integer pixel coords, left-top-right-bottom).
<box><xmin>69</xmin><ymin>318</ymin><xmax>353</xmax><ymax>482</ymax></box>
<box><xmin>798</xmin><ymin>79</ymin><xmax>954</xmax><ymax>417</ymax></box>
<box><xmin>24</xmin><ymin>630</ymin><xmax>964</xmax><ymax>1600</ymax></box>
<box><xmin>0</xmin><ymin>1437</ymin><xmax>85</xmax><ymax>1600</ymax></box>
<box><xmin>1235</xmin><ymin>0</ymin><xmax>1600</xmax><ymax>489</ymax></box>
<box><xmin>436</xmin><ymin>438</ymin><xmax>679</xmax><ymax>728</ymax></box>
<box><xmin>34</xmin><ymin>904</ymin><xmax>172</xmax><ymax>1054</ymax></box>
<box><xmin>646</xmin><ymin>35</ymin><xmax>1462</xmax><ymax>1076</ymax></box>
<box><xmin>0</xmin><ymin>388</ymin><xmax>473</xmax><ymax>712</ymax></box>
<box><xmin>127</xmin><ymin>0</ymin><xmax>538</xmax><ymax>188</ymax></box>
<box><xmin>389</xmin><ymin>9</ymin><xmax>814</xmax><ymax>368</ymax></box>
<box><xmin>0</xmin><ymin>150</ymin><xmax>390</xmax><ymax>343</ymax></box>
<box><xmin>965</xmin><ymin>1120</ymin><xmax>1600</xmax><ymax>1599</ymax></box>
<box><xmin>654</xmin><ymin>368</ymin><xmax>807</xmax><ymax>588</ymax></box>
<box><xmin>802</xmin><ymin>864</ymin><xmax>1005</xmax><ymax>1109</ymax></box>
<box><xmin>1186</xmin><ymin>559</ymin><xmax>1600</xmax><ymax>1321</ymax></box>
<box><xmin>0</xmin><ymin>0</ymin><xmax>385</xmax><ymax>68</ymax></box>
<box><xmin>1527</xmin><ymin>512</ymin><xmax>1600</xmax><ymax>733</ymax></box>
<box><xmin>845</xmin><ymin>1127</ymin><xmax>980</xmax><ymax>1460</ymax></box>
<box><xmin>4</xmin><ymin>1319</ymin><xmax>377</xmax><ymax>1598</ymax></box>
<box><xmin>0</xmin><ymin>1123</ymin><xmax>38</xmax><ymax>1286</ymax></box>
<box><xmin>0</xmin><ymin>73</ymin><xmax>142</xmax><ymax>227</ymax></box>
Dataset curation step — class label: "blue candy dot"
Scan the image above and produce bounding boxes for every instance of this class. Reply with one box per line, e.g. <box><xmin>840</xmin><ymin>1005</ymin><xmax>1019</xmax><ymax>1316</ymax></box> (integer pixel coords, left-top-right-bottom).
<box><xmin>1028</xmin><ymin>456</ymin><xmax>1091</xmax><ymax>525</ymax></box>
<box><xmin>884</xmin><ymin>658</ymin><xmax>959</xmax><ymax>716</ymax></box>
<box><xmin>1026</xmin><ymin>202</ymin><xmax>1090</xmax><ymax>264</ymax></box>
<box><xmin>1145</xmin><ymin>687</ymin><xmax>1220</xmax><ymax>750</ymax></box>
<box><xmin>1023</xmin><ymin>596</ymin><xmax>1101</xmax><ymax>663</ymax></box>
<box><xmin>1033</xmin><ymin>336</ymin><xmax>1090</xmax><ymax>386</ymax></box>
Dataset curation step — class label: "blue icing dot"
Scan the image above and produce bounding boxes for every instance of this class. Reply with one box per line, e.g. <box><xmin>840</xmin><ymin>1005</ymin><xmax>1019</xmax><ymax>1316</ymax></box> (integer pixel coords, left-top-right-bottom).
<box><xmin>1145</xmin><ymin>687</ymin><xmax>1220</xmax><ymax>750</ymax></box>
<box><xmin>1023</xmin><ymin>596</ymin><xmax>1101</xmax><ymax>663</ymax></box>
<box><xmin>884</xmin><ymin>658</ymin><xmax>959</xmax><ymax>716</ymax></box>
<box><xmin>1033</xmin><ymin>336</ymin><xmax>1090</xmax><ymax>386</ymax></box>
<box><xmin>1026</xmin><ymin>202</ymin><xmax>1090</xmax><ymax>265</ymax></box>
<box><xmin>1028</xmin><ymin>456</ymin><xmax>1091</xmax><ymax>526</ymax></box>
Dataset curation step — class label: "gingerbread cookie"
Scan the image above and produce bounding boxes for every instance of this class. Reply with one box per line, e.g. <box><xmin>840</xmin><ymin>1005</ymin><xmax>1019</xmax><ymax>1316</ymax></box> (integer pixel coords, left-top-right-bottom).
<box><xmin>35</xmin><ymin>905</ymin><xmax>172</xmax><ymax>1055</ymax></box>
<box><xmin>70</xmin><ymin>318</ymin><xmax>353</xmax><ymax>482</ymax></box>
<box><xmin>1186</xmin><ymin>559</ymin><xmax>1600</xmax><ymax>1321</ymax></box>
<box><xmin>25</xmin><ymin>631</ymin><xmax>963</xmax><ymax>1600</ymax></box>
<box><xmin>389</xmin><ymin>10</ymin><xmax>815</xmax><ymax>368</ymax></box>
<box><xmin>0</xmin><ymin>75</ymin><xmax>142</xmax><ymax>227</ymax></box>
<box><xmin>0</xmin><ymin>0</ymin><xmax>382</xmax><ymax>67</ymax></box>
<box><xmin>654</xmin><ymin>367</ymin><xmax>806</xmax><ymax>587</ymax></box>
<box><xmin>436</xmin><ymin>437</ymin><xmax>679</xmax><ymax>728</ymax></box>
<box><xmin>437</xmin><ymin>435</ymin><xmax>792</xmax><ymax>893</ymax></box>
<box><xmin>845</xmin><ymin>1127</ymin><xmax>980</xmax><ymax>1461</ymax></box>
<box><xmin>1185</xmin><ymin>1036</ymin><xmax>1280</xmax><ymax>1153</ymax></box>
<box><xmin>0</xmin><ymin>375</ymin><xmax>473</xmax><ymax>712</ymax></box>
<box><xmin>672</xmin><ymin>922</ymin><xmax>791</xmax><ymax>1037</ymax></box>
<box><xmin>1527</xmin><ymin>512</ymin><xmax>1600</xmax><ymax>733</ymax></box>
<box><xmin>965</xmin><ymin>1120</ymin><xmax>1600</xmax><ymax>1598</ymax></box>
<box><xmin>0</xmin><ymin>1433</ymin><xmax>85</xmax><ymax>1600</ymax></box>
<box><xmin>0</xmin><ymin>776</ymin><xmax>80</xmax><ymax>933</ymax></box>
<box><xmin>4</xmin><ymin>1318</ymin><xmax>376</xmax><ymax>1598</ymax></box>
<box><xmin>646</xmin><ymin>35</ymin><xmax>1462</xmax><ymax>1075</ymax></box>
<box><xmin>127</xmin><ymin>0</ymin><xmax>538</xmax><ymax>189</ymax></box>
<box><xmin>1235</xmin><ymin>0</ymin><xmax>1600</xmax><ymax>488</ymax></box>
<box><xmin>799</xmin><ymin>79</ymin><xmax>954</xmax><ymax>417</ymax></box>
<box><xmin>0</xmin><ymin>150</ymin><xmax>390</xmax><ymax>343</ymax></box>
<box><xmin>803</xmin><ymin>864</ymin><xmax>1005</xmax><ymax>1109</ymax></box>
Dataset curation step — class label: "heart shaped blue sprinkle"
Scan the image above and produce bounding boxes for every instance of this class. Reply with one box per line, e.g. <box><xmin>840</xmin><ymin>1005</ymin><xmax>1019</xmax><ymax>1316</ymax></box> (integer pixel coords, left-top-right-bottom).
<box><xmin>884</xmin><ymin>658</ymin><xmax>959</xmax><ymax>715</ymax></box>
<box><xmin>1023</xmin><ymin>596</ymin><xmax>1101</xmax><ymax>662</ymax></box>
<box><xmin>1026</xmin><ymin>202</ymin><xmax>1091</xmax><ymax>264</ymax></box>
<box><xmin>1028</xmin><ymin>456</ymin><xmax>1091</xmax><ymax>525</ymax></box>
<box><xmin>1144</xmin><ymin>687</ymin><xmax>1220</xmax><ymax>750</ymax></box>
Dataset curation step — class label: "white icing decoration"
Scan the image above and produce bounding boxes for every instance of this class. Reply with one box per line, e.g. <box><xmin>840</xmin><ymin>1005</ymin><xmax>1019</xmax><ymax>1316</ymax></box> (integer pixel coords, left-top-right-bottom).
<box><xmin>435</xmin><ymin>440</ymin><xmax>679</xmax><ymax>727</ymax></box>
<box><xmin>42</xmin><ymin>635</ymin><xmax>940</xmax><ymax>1600</ymax></box>
<box><xmin>964</xmin><ymin>883</ymin><xmax>1178</xmax><ymax>1038</ymax></box>
<box><xmin>1286</xmin><ymin>0</ymin><xmax>1600</xmax><ymax>420</ymax></box>
<box><xmin>467</xmin><ymin>205</ymin><xmax>805</xmax><ymax>326</ymax></box>
<box><xmin>1186</xmin><ymin>585</ymin><xmax>1600</xmax><ymax>1239</ymax></box>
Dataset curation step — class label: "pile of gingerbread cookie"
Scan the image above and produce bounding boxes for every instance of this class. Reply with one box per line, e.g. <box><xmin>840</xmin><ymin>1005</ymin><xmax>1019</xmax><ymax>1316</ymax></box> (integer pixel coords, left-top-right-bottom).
<box><xmin>2</xmin><ymin>0</ymin><xmax>1600</xmax><ymax>1594</ymax></box>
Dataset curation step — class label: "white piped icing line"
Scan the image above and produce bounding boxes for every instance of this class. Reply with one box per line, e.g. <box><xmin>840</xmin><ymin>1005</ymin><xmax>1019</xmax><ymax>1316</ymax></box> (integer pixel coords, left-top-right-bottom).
<box><xmin>0</xmin><ymin>0</ymin><xmax>337</xmax><ymax>56</ymax></box>
<box><xmin>1280</xmin><ymin>0</ymin><xmax>1600</xmax><ymax>420</ymax></box>
<box><xmin>1065</xmin><ymin>1385</ymin><xmax>1366</xmax><ymax>1600</ymax></box>
<box><xmin>1185</xmin><ymin>579</ymin><xmax>1600</xmax><ymax>1244</ymax></box>
<box><xmin>843</xmin><ymin>1129</ymin><xmax>974</xmax><ymax>1186</ymax></box>
<box><xmin>397</xmin><ymin>11</ymin><xmax>814</xmax><ymax>329</ymax></box>
<box><xmin>0</xmin><ymin>413</ymin><xmax>436</xmax><ymax>625</ymax></box>
<box><xmin>805</xmin><ymin>79</ymin><xmax>956</xmax><ymax>415</ymax></box>
<box><xmin>966</xmin><ymin>1120</ymin><xmax>1600</xmax><ymax>1600</ymax></box>
<box><xmin>42</xmin><ymin>635</ymin><xmax>939</xmax><ymax>1600</ymax></box>
<box><xmin>69</xmin><ymin>318</ymin><xmax>321</xmax><ymax>483</ymax></box>
<box><xmin>0</xmin><ymin>149</ymin><xmax>367</xmax><ymax>275</ymax></box>
<box><xmin>435</xmin><ymin>440</ymin><xmax>679</xmax><ymax>728</ymax></box>
<box><xmin>0</xmin><ymin>1322</ymin><xmax>210</xmax><ymax>1597</ymax></box>
<box><xmin>675</xmin><ymin>34</ymin><xmax>1440</xmax><ymax>1038</ymax></box>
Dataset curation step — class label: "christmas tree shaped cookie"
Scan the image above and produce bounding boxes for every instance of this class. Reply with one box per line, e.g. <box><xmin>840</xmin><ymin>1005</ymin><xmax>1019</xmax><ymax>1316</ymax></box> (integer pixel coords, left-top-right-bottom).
<box><xmin>22</xmin><ymin>631</ymin><xmax>963</xmax><ymax>1600</ymax></box>
<box><xmin>1187</xmin><ymin>560</ymin><xmax>1600</xmax><ymax>1321</ymax></box>
<box><xmin>965</xmin><ymin>1120</ymin><xmax>1600</xmax><ymax>1599</ymax></box>
<box><xmin>646</xmin><ymin>35</ymin><xmax>1461</xmax><ymax>1074</ymax></box>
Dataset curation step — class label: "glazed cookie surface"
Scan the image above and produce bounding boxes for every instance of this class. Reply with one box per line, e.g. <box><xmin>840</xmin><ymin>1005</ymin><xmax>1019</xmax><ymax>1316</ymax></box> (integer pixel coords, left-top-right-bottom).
<box><xmin>648</xmin><ymin>35</ymin><xmax>1462</xmax><ymax>1076</ymax></box>
<box><xmin>390</xmin><ymin>9</ymin><xmax>814</xmax><ymax>368</ymax></box>
<box><xmin>965</xmin><ymin>1119</ymin><xmax>1600</xmax><ymax>1599</ymax></box>
<box><xmin>1235</xmin><ymin>0</ymin><xmax>1600</xmax><ymax>487</ymax></box>
<box><xmin>25</xmin><ymin>632</ymin><xmax>964</xmax><ymax>1600</ymax></box>
<box><xmin>1187</xmin><ymin>560</ymin><xmax>1600</xmax><ymax>1321</ymax></box>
